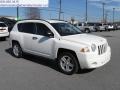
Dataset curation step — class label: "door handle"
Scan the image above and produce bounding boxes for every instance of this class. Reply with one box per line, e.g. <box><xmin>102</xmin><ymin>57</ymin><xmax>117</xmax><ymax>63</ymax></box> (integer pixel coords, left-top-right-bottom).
<box><xmin>32</xmin><ymin>37</ymin><xmax>38</xmax><ymax>40</ymax></box>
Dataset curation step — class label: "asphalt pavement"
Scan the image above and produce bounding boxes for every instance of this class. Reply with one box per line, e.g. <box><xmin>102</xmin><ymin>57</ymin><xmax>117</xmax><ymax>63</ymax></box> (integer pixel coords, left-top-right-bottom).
<box><xmin>0</xmin><ymin>30</ymin><xmax>120</xmax><ymax>90</ymax></box>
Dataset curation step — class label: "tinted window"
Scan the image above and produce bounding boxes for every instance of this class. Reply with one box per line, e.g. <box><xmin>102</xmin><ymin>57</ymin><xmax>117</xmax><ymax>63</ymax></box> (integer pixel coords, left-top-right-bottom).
<box><xmin>78</xmin><ymin>23</ymin><xmax>82</xmax><ymax>26</ymax></box>
<box><xmin>36</xmin><ymin>23</ymin><xmax>53</xmax><ymax>36</ymax></box>
<box><xmin>18</xmin><ymin>24</ymin><xmax>23</xmax><ymax>32</ymax></box>
<box><xmin>18</xmin><ymin>23</ymin><xmax>36</xmax><ymax>34</ymax></box>
<box><xmin>95</xmin><ymin>23</ymin><xmax>102</xmax><ymax>26</ymax></box>
<box><xmin>0</xmin><ymin>23</ymin><xmax>6</xmax><ymax>27</ymax></box>
<box><xmin>87</xmin><ymin>23</ymin><xmax>95</xmax><ymax>26</ymax></box>
<box><xmin>98</xmin><ymin>24</ymin><xmax>102</xmax><ymax>26</ymax></box>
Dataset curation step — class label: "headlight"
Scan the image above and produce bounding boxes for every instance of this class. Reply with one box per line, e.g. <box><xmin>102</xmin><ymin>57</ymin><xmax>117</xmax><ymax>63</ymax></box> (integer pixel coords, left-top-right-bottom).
<box><xmin>91</xmin><ymin>44</ymin><xmax>96</xmax><ymax>52</ymax></box>
<box><xmin>80</xmin><ymin>47</ymin><xmax>90</xmax><ymax>52</ymax></box>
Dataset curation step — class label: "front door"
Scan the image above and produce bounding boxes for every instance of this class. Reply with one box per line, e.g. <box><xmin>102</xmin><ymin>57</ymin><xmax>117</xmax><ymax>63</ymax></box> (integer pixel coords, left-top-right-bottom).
<box><xmin>31</xmin><ymin>23</ymin><xmax>55</xmax><ymax>58</ymax></box>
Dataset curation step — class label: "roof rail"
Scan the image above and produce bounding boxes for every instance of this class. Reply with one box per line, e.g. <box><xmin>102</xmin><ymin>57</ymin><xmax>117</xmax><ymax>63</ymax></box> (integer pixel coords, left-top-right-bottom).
<box><xmin>16</xmin><ymin>19</ymin><xmax>51</xmax><ymax>24</ymax></box>
<box><xmin>17</xmin><ymin>19</ymin><xmax>55</xmax><ymax>24</ymax></box>
<box><xmin>17</xmin><ymin>19</ymin><xmax>68</xmax><ymax>24</ymax></box>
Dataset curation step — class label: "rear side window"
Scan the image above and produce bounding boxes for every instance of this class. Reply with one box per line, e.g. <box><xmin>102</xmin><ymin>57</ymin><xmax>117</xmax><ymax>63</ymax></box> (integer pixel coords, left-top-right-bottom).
<box><xmin>0</xmin><ymin>23</ymin><xmax>6</xmax><ymax>27</ymax></box>
<box><xmin>18</xmin><ymin>23</ymin><xmax>36</xmax><ymax>34</ymax></box>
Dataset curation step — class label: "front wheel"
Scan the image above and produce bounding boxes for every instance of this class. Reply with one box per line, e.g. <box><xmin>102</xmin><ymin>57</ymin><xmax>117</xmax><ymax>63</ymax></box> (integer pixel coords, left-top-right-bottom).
<box><xmin>12</xmin><ymin>43</ymin><xmax>23</xmax><ymax>58</ymax></box>
<box><xmin>58</xmin><ymin>52</ymin><xmax>79</xmax><ymax>75</ymax></box>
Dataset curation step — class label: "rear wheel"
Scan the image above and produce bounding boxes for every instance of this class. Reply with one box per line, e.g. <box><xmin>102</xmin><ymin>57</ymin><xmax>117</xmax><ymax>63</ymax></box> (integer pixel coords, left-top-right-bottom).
<box><xmin>0</xmin><ymin>37</ymin><xmax>6</xmax><ymax>41</ymax></box>
<box><xmin>58</xmin><ymin>52</ymin><xmax>79</xmax><ymax>75</ymax></box>
<box><xmin>12</xmin><ymin>42</ymin><xmax>23</xmax><ymax>58</ymax></box>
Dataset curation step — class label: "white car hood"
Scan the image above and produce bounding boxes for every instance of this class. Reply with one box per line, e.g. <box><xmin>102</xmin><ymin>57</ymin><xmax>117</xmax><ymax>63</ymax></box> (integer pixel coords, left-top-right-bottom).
<box><xmin>61</xmin><ymin>34</ymin><xmax>107</xmax><ymax>46</ymax></box>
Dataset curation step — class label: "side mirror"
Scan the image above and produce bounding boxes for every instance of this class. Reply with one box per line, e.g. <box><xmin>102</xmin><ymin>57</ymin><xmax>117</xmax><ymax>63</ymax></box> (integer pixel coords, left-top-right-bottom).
<box><xmin>46</xmin><ymin>31</ymin><xmax>54</xmax><ymax>38</ymax></box>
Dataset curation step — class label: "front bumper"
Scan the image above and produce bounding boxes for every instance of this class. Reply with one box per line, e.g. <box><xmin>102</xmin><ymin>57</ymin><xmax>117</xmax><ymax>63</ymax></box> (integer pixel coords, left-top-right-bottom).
<box><xmin>76</xmin><ymin>46</ymin><xmax>111</xmax><ymax>69</ymax></box>
<box><xmin>107</xmin><ymin>28</ymin><xmax>114</xmax><ymax>30</ymax></box>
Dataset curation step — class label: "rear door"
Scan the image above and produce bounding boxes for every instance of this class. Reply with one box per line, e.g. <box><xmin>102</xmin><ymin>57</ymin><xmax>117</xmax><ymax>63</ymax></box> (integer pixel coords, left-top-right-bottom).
<box><xmin>18</xmin><ymin>23</ymin><xmax>36</xmax><ymax>52</ymax></box>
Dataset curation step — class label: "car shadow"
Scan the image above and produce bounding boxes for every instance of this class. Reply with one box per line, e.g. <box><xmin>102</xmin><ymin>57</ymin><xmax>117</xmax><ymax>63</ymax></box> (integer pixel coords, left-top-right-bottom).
<box><xmin>5</xmin><ymin>48</ymin><xmax>94</xmax><ymax>75</ymax></box>
<box><xmin>77</xmin><ymin>69</ymin><xmax>95</xmax><ymax>74</ymax></box>
<box><xmin>5</xmin><ymin>48</ymin><xmax>59</xmax><ymax>72</ymax></box>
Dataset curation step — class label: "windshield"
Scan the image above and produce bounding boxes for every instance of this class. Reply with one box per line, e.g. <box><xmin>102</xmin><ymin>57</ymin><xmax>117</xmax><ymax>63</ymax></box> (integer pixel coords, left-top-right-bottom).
<box><xmin>51</xmin><ymin>23</ymin><xmax>82</xmax><ymax>36</ymax></box>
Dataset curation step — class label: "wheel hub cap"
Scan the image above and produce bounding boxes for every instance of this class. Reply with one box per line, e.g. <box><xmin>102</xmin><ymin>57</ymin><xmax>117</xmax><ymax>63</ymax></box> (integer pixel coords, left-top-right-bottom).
<box><xmin>13</xmin><ymin>45</ymin><xmax>19</xmax><ymax>56</ymax></box>
<box><xmin>60</xmin><ymin>56</ymin><xmax>74</xmax><ymax>72</ymax></box>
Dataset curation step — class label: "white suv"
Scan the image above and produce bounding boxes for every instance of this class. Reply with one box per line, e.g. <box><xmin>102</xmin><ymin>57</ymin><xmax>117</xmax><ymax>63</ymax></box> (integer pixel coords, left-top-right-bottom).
<box><xmin>10</xmin><ymin>20</ymin><xmax>111</xmax><ymax>75</ymax></box>
<box><xmin>0</xmin><ymin>22</ymin><xmax>9</xmax><ymax>40</ymax></box>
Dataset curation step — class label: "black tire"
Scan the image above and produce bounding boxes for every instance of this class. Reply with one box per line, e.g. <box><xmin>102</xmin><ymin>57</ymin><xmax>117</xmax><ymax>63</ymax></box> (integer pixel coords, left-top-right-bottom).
<box><xmin>58</xmin><ymin>52</ymin><xmax>79</xmax><ymax>75</ymax></box>
<box><xmin>3</xmin><ymin>37</ymin><xmax>6</xmax><ymax>41</ymax></box>
<box><xmin>95</xmin><ymin>29</ymin><xmax>97</xmax><ymax>32</ymax></box>
<box><xmin>12</xmin><ymin>42</ymin><xmax>23</xmax><ymax>58</ymax></box>
<box><xmin>0</xmin><ymin>37</ymin><xmax>6</xmax><ymax>41</ymax></box>
<box><xmin>105</xmin><ymin>28</ymin><xmax>107</xmax><ymax>31</ymax></box>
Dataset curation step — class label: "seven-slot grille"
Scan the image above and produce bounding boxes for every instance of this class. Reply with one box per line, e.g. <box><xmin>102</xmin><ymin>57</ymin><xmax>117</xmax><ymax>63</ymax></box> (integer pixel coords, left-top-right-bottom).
<box><xmin>98</xmin><ymin>44</ymin><xmax>107</xmax><ymax>55</ymax></box>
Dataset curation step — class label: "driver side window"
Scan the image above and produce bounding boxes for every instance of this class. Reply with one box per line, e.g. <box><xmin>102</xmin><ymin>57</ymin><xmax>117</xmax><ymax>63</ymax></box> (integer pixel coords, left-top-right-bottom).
<box><xmin>35</xmin><ymin>23</ymin><xmax>53</xmax><ymax>37</ymax></box>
